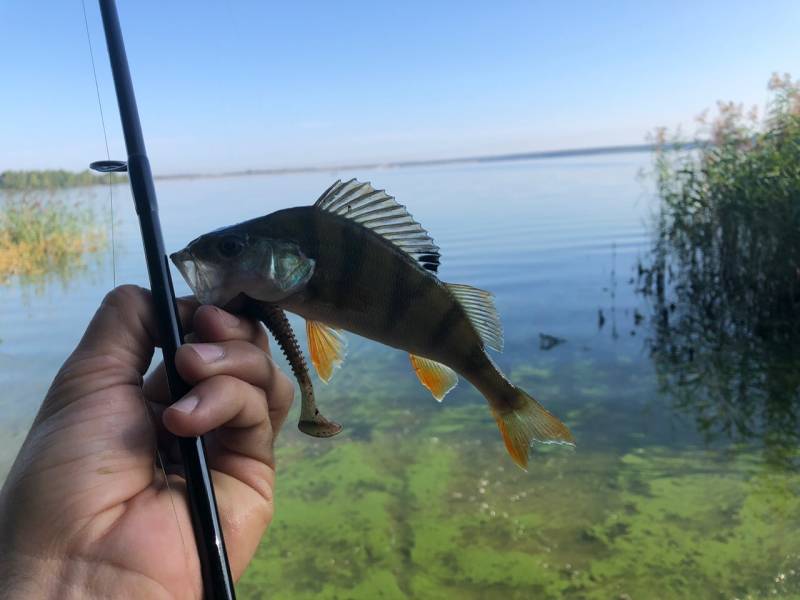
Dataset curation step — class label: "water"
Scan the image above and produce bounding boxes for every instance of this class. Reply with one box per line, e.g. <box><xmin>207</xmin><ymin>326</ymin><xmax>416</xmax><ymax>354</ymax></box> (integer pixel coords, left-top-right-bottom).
<box><xmin>1</xmin><ymin>156</ymin><xmax>798</xmax><ymax>599</ymax></box>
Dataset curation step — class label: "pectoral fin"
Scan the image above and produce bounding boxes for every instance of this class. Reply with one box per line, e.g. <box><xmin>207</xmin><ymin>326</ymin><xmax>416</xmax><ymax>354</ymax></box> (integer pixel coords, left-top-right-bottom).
<box><xmin>409</xmin><ymin>354</ymin><xmax>458</xmax><ymax>401</ymax></box>
<box><xmin>306</xmin><ymin>320</ymin><xmax>347</xmax><ymax>382</ymax></box>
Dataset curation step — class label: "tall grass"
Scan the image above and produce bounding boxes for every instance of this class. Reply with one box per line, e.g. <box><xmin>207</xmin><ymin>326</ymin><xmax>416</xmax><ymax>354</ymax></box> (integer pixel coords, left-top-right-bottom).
<box><xmin>0</xmin><ymin>169</ymin><xmax>126</xmax><ymax>190</ymax></box>
<box><xmin>0</xmin><ymin>191</ymin><xmax>107</xmax><ymax>284</ymax></box>
<box><xmin>638</xmin><ymin>74</ymin><xmax>800</xmax><ymax>455</ymax></box>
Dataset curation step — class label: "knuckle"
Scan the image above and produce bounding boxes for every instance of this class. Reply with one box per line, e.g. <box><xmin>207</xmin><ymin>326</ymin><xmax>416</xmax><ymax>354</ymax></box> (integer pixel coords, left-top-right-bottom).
<box><xmin>235</xmin><ymin>340</ymin><xmax>272</xmax><ymax>373</ymax></box>
<box><xmin>207</xmin><ymin>373</ymin><xmax>242</xmax><ymax>391</ymax></box>
<box><xmin>102</xmin><ymin>284</ymin><xmax>150</xmax><ymax>311</ymax></box>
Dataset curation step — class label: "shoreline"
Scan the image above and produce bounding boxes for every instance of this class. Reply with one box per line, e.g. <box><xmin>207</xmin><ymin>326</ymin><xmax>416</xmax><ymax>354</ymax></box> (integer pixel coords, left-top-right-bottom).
<box><xmin>3</xmin><ymin>141</ymin><xmax>700</xmax><ymax>190</ymax></box>
<box><xmin>157</xmin><ymin>142</ymin><xmax>676</xmax><ymax>181</ymax></box>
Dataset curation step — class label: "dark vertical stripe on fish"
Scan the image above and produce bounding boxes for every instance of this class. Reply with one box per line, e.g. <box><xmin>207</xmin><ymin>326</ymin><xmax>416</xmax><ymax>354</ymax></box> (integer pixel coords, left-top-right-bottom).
<box><xmin>468</xmin><ymin>345</ymin><xmax>488</xmax><ymax>371</ymax></box>
<box><xmin>430</xmin><ymin>303</ymin><xmax>464</xmax><ymax>348</ymax></box>
<box><xmin>306</xmin><ymin>209</ymin><xmax>321</xmax><ymax>260</ymax></box>
<box><xmin>385</xmin><ymin>256</ymin><xmax>409</xmax><ymax>332</ymax></box>
<box><xmin>334</xmin><ymin>223</ymin><xmax>366</xmax><ymax>309</ymax></box>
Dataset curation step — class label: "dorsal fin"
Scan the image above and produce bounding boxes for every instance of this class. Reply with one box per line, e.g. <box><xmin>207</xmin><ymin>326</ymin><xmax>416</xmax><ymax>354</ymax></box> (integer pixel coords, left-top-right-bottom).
<box><xmin>314</xmin><ymin>179</ymin><xmax>441</xmax><ymax>273</ymax></box>
<box><xmin>446</xmin><ymin>283</ymin><xmax>504</xmax><ymax>351</ymax></box>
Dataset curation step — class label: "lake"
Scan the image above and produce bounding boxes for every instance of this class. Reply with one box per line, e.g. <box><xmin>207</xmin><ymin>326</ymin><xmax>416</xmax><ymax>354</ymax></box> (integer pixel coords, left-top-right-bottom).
<box><xmin>1</xmin><ymin>156</ymin><xmax>798</xmax><ymax>599</ymax></box>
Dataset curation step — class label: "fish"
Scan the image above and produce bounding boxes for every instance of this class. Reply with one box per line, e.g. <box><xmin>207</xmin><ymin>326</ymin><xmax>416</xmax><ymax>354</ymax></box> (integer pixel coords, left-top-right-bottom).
<box><xmin>170</xmin><ymin>179</ymin><xmax>574</xmax><ymax>468</ymax></box>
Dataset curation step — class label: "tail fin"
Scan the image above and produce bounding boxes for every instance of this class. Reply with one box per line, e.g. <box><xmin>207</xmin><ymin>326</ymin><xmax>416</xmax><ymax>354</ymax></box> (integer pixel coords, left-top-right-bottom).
<box><xmin>493</xmin><ymin>387</ymin><xmax>574</xmax><ymax>470</ymax></box>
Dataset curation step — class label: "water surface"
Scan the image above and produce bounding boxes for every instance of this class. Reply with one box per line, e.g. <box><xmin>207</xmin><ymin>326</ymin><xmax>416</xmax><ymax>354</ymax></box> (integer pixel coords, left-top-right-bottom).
<box><xmin>1</xmin><ymin>156</ymin><xmax>797</xmax><ymax>599</ymax></box>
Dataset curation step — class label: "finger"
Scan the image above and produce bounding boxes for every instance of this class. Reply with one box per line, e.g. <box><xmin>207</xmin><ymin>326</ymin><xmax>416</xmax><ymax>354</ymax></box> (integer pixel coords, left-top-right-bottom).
<box><xmin>192</xmin><ymin>305</ymin><xmax>270</xmax><ymax>351</ymax></box>
<box><xmin>265</xmin><ymin>367</ymin><xmax>294</xmax><ymax>435</ymax></box>
<box><xmin>149</xmin><ymin>367</ymin><xmax>293</xmax><ymax>440</ymax></box>
<box><xmin>162</xmin><ymin>375</ymin><xmax>272</xmax><ymax>464</ymax></box>
<box><xmin>174</xmin><ymin>340</ymin><xmax>295</xmax><ymax>435</ymax></box>
<box><xmin>142</xmin><ymin>307</ymin><xmax>268</xmax><ymax>406</ymax></box>
<box><xmin>174</xmin><ymin>340</ymin><xmax>277</xmax><ymax>393</ymax></box>
<box><xmin>73</xmin><ymin>286</ymin><xmax>198</xmax><ymax>374</ymax></box>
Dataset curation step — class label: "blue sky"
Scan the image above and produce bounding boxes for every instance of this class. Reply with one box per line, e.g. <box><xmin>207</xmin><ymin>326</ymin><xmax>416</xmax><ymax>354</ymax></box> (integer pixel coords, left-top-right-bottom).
<box><xmin>1</xmin><ymin>1</ymin><xmax>798</xmax><ymax>174</ymax></box>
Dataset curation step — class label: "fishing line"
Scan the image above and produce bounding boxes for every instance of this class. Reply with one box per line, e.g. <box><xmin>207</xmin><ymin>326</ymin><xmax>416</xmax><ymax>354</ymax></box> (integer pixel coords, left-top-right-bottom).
<box><xmin>81</xmin><ymin>0</ymin><xmax>189</xmax><ymax>565</ymax></box>
<box><xmin>81</xmin><ymin>0</ymin><xmax>116</xmax><ymax>287</ymax></box>
<box><xmin>139</xmin><ymin>394</ymin><xmax>190</xmax><ymax>564</ymax></box>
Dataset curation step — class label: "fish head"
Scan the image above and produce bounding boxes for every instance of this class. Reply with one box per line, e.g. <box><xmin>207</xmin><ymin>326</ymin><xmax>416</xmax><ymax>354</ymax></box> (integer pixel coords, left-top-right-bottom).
<box><xmin>170</xmin><ymin>226</ymin><xmax>315</xmax><ymax>305</ymax></box>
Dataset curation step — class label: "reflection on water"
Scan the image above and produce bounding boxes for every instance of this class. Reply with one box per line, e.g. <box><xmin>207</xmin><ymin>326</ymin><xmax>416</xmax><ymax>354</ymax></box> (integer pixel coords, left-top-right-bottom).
<box><xmin>0</xmin><ymin>158</ymin><xmax>798</xmax><ymax>598</ymax></box>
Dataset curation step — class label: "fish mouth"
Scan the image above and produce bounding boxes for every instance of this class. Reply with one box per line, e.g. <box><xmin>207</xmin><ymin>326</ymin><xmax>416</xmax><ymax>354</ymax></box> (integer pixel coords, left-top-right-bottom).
<box><xmin>170</xmin><ymin>249</ymin><xmax>219</xmax><ymax>304</ymax></box>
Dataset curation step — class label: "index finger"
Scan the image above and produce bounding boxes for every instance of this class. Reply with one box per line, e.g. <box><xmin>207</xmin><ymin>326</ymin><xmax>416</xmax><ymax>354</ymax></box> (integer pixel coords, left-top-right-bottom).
<box><xmin>70</xmin><ymin>286</ymin><xmax>199</xmax><ymax>375</ymax></box>
<box><xmin>142</xmin><ymin>305</ymin><xmax>271</xmax><ymax>405</ymax></box>
<box><xmin>192</xmin><ymin>305</ymin><xmax>270</xmax><ymax>352</ymax></box>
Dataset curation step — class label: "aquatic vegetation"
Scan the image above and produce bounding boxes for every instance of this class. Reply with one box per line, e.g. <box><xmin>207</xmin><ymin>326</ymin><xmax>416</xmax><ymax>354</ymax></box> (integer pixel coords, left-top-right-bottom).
<box><xmin>575</xmin><ymin>448</ymin><xmax>800</xmax><ymax>599</ymax></box>
<box><xmin>0</xmin><ymin>169</ymin><xmax>125</xmax><ymax>190</ymax></box>
<box><xmin>233</xmin><ymin>342</ymin><xmax>798</xmax><ymax>599</ymax></box>
<box><xmin>0</xmin><ymin>191</ymin><xmax>107</xmax><ymax>285</ymax></box>
<box><xmin>239</xmin><ymin>429</ymin><xmax>799</xmax><ymax>598</ymax></box>
<box><xmin>638</xmin><ymin>74</ymin><xmax>800</xmax><ymax>451</ymax></box>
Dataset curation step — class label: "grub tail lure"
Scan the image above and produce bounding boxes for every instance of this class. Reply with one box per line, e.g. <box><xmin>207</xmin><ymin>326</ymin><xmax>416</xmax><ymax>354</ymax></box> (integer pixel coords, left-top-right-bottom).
<box><xmin>244</xmin><ymin>299</ymin><xmax>342</xmax><ymax>437</ymax></box>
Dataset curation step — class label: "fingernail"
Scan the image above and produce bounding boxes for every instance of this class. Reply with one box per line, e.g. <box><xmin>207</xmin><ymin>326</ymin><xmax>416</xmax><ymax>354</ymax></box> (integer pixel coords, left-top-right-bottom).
<box><xmin>171</xmin><ymin>394</ymin><xmax>199</xmax><ymax>414</ymax></box>
<box><xmin>216</xmin><ymin>307</ymin><xmax>240</xmax><ymax>328</ymax></box>
<box><xmin>191</xmin><ymin>343</ymin><xmax>225</xmax><ymax>363</ymax></box>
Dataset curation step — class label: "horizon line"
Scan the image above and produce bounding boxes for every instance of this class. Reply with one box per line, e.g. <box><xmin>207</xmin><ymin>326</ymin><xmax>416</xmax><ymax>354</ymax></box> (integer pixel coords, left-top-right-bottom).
<box><xmin>154</xmin><ymin>141</ymin><xmax>699</xmax><ymax>182</ymax></box>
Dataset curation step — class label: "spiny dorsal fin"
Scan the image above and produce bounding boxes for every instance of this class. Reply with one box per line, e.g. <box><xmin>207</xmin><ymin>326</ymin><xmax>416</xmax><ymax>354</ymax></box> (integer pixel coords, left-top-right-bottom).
<box><xmin>314</xmin><ymin>179</ymin><xmax>441</xmax><ymax>273</ymax></box>
<box><xmin>409</xmin><ymin>354</ymin><xmax>458</xmax><ymax>401</ymax></box>
<box><xmin>446</xmin><ymin>283</ymin><xmax>504</xmax><ymax>351</ymax></box>
<box><xmin>306</xmin><ymin>320</ymin><xmax>347</xmax><ymax>382</ymax></box>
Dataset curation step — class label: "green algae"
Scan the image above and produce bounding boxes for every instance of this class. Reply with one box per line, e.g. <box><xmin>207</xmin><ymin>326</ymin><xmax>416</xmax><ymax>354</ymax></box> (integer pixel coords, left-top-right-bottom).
<box><xmin>575</xmin><ymin>449</ymin><xmax>800</xmax><ymax>599</ymax></box>
<box><xmin>238</xmin><ymin>412</ymin><xmax>800</xmax><ymax>599</ymax></box>
<box><xmin>234</xmin><ymin>337</ymin><xmax>800</xmax><ymax>599</ymax></box>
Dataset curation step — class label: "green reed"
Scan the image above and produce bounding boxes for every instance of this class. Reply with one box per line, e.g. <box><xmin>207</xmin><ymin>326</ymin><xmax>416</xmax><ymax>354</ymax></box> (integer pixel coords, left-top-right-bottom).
<box><xmin>0</xmin><ymin>169</ymin><xmax>126</xmax><ymax>191</ymax></box>
<box><xmin>639</xmin><ymin>73</ymin><xmax>800</xmax><ymax>453</ymax></box>
<box><xmin>0</xmin><ymin>191</ymin><xmax>107</xmax><ymax>284</ymax></box>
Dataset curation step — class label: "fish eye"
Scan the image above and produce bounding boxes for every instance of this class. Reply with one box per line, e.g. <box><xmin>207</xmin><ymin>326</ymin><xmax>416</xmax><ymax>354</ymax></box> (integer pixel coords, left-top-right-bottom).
<box><xmin>217</xmin><ymin>235</ymin><xmax>245</xmax><ymax>258</ymax></box>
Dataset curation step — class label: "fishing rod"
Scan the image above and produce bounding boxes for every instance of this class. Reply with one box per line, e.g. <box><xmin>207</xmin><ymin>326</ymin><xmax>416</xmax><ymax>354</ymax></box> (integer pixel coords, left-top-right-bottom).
<box><xmin>88</xmin><ymin>1</ymin><xmax>235</xmax><ymax>598</ymax></box>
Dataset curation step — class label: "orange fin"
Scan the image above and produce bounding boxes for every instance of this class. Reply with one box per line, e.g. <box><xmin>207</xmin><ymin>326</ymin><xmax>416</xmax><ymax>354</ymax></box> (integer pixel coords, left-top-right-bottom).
<box><xmin>409</xmin><ymin>354</ymin><xmax>458</xmax><ymax>401</ymax></box>
<box><xmin>493</xmin><ymin>386</ymin><xmax>574</xmax><ymax>470</ymax></box>
<box><xmin>306</xmin><ymin>320</ymin><xmax>347</xmax><ymax>382</ymax></box>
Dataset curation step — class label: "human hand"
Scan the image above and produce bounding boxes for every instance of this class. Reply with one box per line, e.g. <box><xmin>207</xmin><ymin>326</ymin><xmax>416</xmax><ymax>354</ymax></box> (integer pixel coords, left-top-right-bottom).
<box><xmin>0</xmin><ymin>285</ymin><xmax>294</xmax><ymax>599</ymax></box>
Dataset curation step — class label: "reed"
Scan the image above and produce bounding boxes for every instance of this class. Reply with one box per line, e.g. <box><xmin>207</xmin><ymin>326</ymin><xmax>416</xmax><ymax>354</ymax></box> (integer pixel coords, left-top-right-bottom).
<box><xmin>638</xmin><ymin>73</ymin><xmax>800</xmax><ymax>451</ymax></box>
<box><xmin>0</xmin><ymin>191</ymin><xmax>106</xmax><ymax>283</ymax></box>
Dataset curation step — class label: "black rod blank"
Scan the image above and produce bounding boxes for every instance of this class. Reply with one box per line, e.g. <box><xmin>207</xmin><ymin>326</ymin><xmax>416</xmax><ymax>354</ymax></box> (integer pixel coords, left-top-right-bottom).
<box><xmin>94</xmin><ymin>2</ymin><xmax>235</xmax><ymax>598</ymax></box>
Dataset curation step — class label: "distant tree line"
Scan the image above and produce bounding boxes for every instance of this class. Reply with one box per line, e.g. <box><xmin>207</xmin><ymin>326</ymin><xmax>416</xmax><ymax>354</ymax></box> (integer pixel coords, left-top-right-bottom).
<box><xmin>0</xmin><ymin>169</ymin><xmax>127</xmax><ymax>190</ymax></box>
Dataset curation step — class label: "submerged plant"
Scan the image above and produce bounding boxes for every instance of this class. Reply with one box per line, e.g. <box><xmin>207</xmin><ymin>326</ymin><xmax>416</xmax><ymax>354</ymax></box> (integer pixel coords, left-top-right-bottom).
<box><xmin>0</xmin><ymin>191</ymin><xmax>107</xmax><ymax>285</ymax></box>
<box><xmin>639</xmin><ymin>74</ymin><xmax>800</xmax><ymax>456</ymax></box>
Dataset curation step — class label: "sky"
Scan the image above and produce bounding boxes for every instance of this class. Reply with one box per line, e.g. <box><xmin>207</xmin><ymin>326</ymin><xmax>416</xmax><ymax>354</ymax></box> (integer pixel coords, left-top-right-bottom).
<box><xmin>1</xmin><ymin>1</ymin><xmax>798</xmax><ymax>174</ymax></box>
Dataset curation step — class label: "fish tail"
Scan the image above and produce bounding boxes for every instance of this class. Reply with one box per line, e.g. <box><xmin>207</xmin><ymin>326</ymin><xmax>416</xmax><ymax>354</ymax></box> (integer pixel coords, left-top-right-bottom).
<box><xmin>492</xmin><ymin>386</ymin><xmax>574</xmax><ymax>470</ymax></box>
